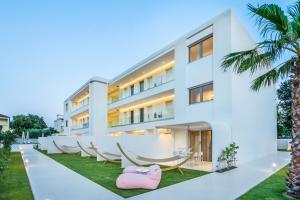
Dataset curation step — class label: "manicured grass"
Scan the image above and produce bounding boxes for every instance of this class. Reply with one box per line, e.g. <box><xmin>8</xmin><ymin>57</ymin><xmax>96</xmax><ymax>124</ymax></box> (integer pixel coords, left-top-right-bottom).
<box><xmin>37</xmin><ymin>149</ymin><xmax>208</xmax><ymax>198</ymax></box>
<box><xmin>238</xmin><ymin>166</ymin><xmax>290</xmax><ymax>200</ymax></box>
<box><xmin>0</xmin><ymin>152</ymin><xmax>33</xmax><ymax>200</ymax></box>
<box><xmin>278</xmin><ymin>149</ymin><xmax>291</xmax><ymax>152</ymax></box>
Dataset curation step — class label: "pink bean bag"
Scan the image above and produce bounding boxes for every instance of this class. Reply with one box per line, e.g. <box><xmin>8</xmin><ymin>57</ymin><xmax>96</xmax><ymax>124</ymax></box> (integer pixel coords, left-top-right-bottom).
<box><xmin>116</xmin><ymin>165</ymin><xmax>161</xmax><ymax>190</ymax></box>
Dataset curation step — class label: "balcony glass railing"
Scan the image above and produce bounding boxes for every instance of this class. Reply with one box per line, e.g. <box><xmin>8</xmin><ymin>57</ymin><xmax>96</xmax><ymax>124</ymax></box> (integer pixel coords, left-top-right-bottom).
<box><xmin>71</xmin><ymin>99</ymin><xmax>89</xmax><ymax>112</ymax></box>
<box><xmin>108</xmin><ymin>78</ymin><xmax>174</xmax><ymax>104</ymax></box>
<box><xmin>71</xmin><ymin>122</ymin><xmax>89</xmax><ymax>130</ymax></box>
<box><xmin>108</xmin><ymin>108</ymin><xmax>174</xmax><ymax>127</ymax></box>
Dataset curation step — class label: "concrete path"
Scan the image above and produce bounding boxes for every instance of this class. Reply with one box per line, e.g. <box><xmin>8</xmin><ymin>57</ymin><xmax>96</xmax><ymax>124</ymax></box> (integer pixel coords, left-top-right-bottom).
<box><xmin>19</xmin><ymin>145</ymin><xmax>122</xmax><ymax>200</ymax></box>
<box><xmin>128</xmin><ymin>152</ymin><xmax>290</xmax><ymax>200</ymax></box>
<box><xmin>19</xmin><ymin>144</ymin><xmax>290</xmax><ymax>200</ymax></box>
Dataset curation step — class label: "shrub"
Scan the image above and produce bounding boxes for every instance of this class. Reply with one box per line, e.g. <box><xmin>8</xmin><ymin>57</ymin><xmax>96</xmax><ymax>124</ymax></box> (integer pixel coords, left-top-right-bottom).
<box><xmin>27</xmin><ymin>128</ymin><xmax>55</xmax><ymax>139</ymax></box>
<box><xmin>217</xmin><ymin>142</ymin><xmax>239</xmax><ymax>170</ymax></box>
<box><xmin>0</xmin><ymin>131</ymin><xmax>16</xmax><ymax>151</ymax></box>
<box><xmin>0</xmin><ymin>148</ymin><xmax>9</xmax><ymax>176</ymax></box>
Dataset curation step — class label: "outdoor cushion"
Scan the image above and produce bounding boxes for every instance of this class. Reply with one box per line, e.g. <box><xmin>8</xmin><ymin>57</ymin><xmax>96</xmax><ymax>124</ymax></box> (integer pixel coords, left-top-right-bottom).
<box><xmin>116</xmin><ymin>165</ymin><xmax>161</xmax><ymax>190</ymax></box>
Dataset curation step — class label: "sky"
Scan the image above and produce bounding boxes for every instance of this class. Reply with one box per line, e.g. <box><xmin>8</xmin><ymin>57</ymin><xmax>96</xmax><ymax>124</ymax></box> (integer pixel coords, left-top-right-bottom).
<box><xmin>0</xmin><ymin>0</ymin><xmax>293</xmax><ymax>126</ymax></box>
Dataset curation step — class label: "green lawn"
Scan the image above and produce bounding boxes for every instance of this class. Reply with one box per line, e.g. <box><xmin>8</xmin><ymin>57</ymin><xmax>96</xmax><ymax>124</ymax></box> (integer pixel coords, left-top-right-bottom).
<box><xmin>37</xmin><ymin>149</ymin><xmax>208</xmax><ymax>198</ymax></box>
<box><xmin>238</xmin><ymin>166</ymin><xmax>290</xmax><ymax>200</ymax></box>
<box><xmin>278</xmin><ymin>149</ymin><xmax>291</xmax><ymax>152</ymax></box>
<box><xmin>0</xmin><ymin>152</ymin><xmax>34</xmax><ymax>200</ymax></box>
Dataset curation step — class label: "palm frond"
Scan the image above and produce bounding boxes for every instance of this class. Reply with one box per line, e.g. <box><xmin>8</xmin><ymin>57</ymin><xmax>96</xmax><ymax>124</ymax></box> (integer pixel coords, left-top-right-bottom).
<box><xmin>288</xmin><ymin>0</ymin><xmax>300</xmax><ymax>21</ymax></box>
<box><xmin>221</xmin><ymin>47</ymin><xmax>279</xmax><ymax>75</ymax></box>
<box><xmin>288</xmin><ymin>1</ymin><xmax>300</xmax><ymax>42</ymax></box>
<box><xmin>251</xmin><ymin>57</ymin><xmax>295</xmax><ymax>91</ymax></box>
<box><xmin>248</xmin><ymin>3</ymin><xmax>289</xmax><ymax>39</ymax></box>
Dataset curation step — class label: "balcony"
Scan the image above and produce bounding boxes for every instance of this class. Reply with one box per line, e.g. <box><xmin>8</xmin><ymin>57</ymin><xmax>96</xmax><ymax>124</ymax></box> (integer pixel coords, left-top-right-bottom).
<box><xmin>71</xmin><ymin>122</ymin><xmax>89</xmax><ymax>130</ymax></box>
<box><xmin>71</xmin><ymin>98</ymin><xmax>89</xmax><ymax>112</ymax></box>
<box><xmin>109</xmin><ymin>79</ymin><xmax>174</xmax><ymax>105</ymax></box>
<box><xmin>109</xmin><ymin>108</ymin><xmax>174</xmax><ymax>128</ymax></box>
<box><xmin>108</xmin><ymin>81</ymin><xmax>175</xmax><ymax>111</ymax></box>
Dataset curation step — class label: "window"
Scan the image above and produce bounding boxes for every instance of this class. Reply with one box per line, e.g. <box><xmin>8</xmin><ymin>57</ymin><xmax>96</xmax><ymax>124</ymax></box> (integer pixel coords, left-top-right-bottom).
<box><xmin>202</xmin><ymin>37</ymin><xmax>213</xmax><ymax>57</ymax></box>
<box><xmin>130</xmin><ymin>110</ymin><xmax>134</xmax><ymax>124</ymax></box>
<box><xmin>139</xmin><ymin>108</ymin><xmax>144</xmax><ymax>123</ymax></box>
<box><xmin>189</xmin><ymin>83</ymin><xmax>214</xmax><ymax>104</ymax></box>
<box><xmin>65</xmin><ymin>103</ymin><xmax>69</xmax><ymax>112</ymax></box>
<box><xmin>189</xmin><ymin>36</ymin><xmax>213</xmax><ymax>63</ymax></box>
<box><xmin>130</xmin><ymin>85</ymin><xmax>134</xmax><ymax>96</ymax></box>
<box><xmin>189</xmin><ymin>87</ymin><xmax>201</xmax><ymax>104</ymax></box>
<box><xmin>147</xmin><ymin>76</ymin><xmax>153</xmax><ymax>89</ymax></box>
<box><xmin>65</xmin><ymin>120</ymin><xmax>68</xmax><ymax>127</ymax></box>
<box><xmin>189</xmin><ymin>44</ymin><xmax>200</xmax><ymax>63</ymax></box>
<box><xmin>139</xmin><ymin>80</ymin><xmax>144</xmax><ymax>92</ymax></box>
<box><xmin>166</xmin><ymin>68</ymin><xmax>173</xmax><ymax>82</ymax></box>
<box><xmin>202</xmin><ymin>84</ymin><xmax>214</xmax><ymax>101</ymax></box>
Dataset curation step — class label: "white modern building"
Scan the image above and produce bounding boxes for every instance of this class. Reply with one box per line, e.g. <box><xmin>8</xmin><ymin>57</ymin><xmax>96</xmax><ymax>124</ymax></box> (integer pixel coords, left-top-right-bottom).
<box><xmin>62</xmin><ymin>10</ymin><xmax>277</xmax><ymax>171</ymax></box>
<box><xmin>53</xmin><ymin>114</ymin><xmax>64</xmax><ymax>133</ymax></box>
<box><xmin>64</xmin><ymin>77</ymin><xmax>109</xmax><ymax>136</ymax></box>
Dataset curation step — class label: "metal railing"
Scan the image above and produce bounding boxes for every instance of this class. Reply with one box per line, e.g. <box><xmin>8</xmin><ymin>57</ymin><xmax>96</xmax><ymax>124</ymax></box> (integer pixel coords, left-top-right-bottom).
<box><xmin>71</xmin><ymin>122</ymin><xmax>89</xmax><ymax>130</ymax></box>
<box><xmin>108</xmin><ymin>78</ymin><xmax>174</xmax><ymax>104</ymax></box>
<box><xmin>70</xmin><ymin>99</ymin><xmax>89</xmax><ymax>112</ymax></box>
<box><xmin>108</xmin><ymin>108</ymin><xmax>174</xmax><ymax>127</ymax></box>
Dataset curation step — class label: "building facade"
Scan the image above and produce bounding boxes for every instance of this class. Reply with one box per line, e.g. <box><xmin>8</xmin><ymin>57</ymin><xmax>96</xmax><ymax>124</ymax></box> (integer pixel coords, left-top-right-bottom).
<box><xmin>63</xmin><ymin>10</ymin><xmax>277</xmax><ymax>171</ymax></box>
<box><xmin>54</xmin><ymin>114</ymin><xmax>64</xmax><ymax>133</ymax></box>
<box><xmin>64</xmin><ymin>77</ymin><xmax>109</xmax><ymax>136</ymax></box>
<box><xmin>0</xmin><ymin>114</ymin><xmax>10</xmax><ymax>132</ymax></box>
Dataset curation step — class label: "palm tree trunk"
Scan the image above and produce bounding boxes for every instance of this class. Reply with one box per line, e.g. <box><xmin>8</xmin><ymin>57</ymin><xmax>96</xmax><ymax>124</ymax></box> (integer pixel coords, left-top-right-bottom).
<box><xmin>287</xmin><ymin>58</ymin><xmax>300</xmax><ymax>199</ymax></box>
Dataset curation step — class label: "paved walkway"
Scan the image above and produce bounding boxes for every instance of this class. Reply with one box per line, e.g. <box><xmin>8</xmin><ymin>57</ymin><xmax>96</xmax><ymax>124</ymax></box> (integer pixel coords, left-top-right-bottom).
<box><xmin>19</xmin><ymin>145</ymin><xmax>122</xmax><ymax>200</ymax></box>
<box><xmin>19</xmin><ymin>145</ymin><xmax>290</xmax><ymax>200</ymax></box>
<box><xmin>129</xmin><ymin>152</ymin><xmax>290</xmax><ymax>200</ymax></box>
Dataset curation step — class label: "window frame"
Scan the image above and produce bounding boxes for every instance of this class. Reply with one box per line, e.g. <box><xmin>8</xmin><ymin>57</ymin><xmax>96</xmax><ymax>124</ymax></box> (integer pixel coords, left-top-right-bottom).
<box><xmin>188</xmin><ymin>34</ymin><xmax>213</xmax><ymax>63</ymax></box>
<box><xmin>189</xmin><ymin>82</ymin><xmax>214</xmax><ymax>105</ymax></box>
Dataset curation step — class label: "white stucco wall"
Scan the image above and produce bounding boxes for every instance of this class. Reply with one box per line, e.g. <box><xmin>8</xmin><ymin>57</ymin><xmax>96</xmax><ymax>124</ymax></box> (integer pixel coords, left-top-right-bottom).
<box><xmin>89</xmin><ymin>81</ymin><xmax>108</xmax><ymax>136</ymax></box>
<box><xmin>230</xmin><ymin>12</ymin><xmax>277</xmax><ymax>165</ymax></box>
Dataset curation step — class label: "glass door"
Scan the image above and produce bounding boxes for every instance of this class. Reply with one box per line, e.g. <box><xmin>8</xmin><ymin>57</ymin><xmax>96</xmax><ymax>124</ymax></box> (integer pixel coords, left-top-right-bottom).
<box><xmin>201</xmin><ymin>130</ymin><xmax>212</xmax><ymax>162</ymax></box>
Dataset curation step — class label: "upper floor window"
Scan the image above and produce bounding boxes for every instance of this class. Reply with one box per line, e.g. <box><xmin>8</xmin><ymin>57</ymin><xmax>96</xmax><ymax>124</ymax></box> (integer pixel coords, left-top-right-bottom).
<box><xmin>139</xmin><ymin>80</ymin><xmax>144</xmax><ymax>92</ymax></box>
<box><xmin>189</xmin><ymin>36</ymin><xmax>213</xmax><ymax>63</ymax></box>
<box><xmin>130</xmin><ymin>85</ymin><xmax>134</xmax><ymax>96</ymax></box>
<box><xmin>189</xmin><ymin>83</ymin><xmax>214</xmax><ymax>104</ymax></box>
<box><xmin>65</xmin><ymin>120</ymin><xmax>68</xmax><ymax>127</ymax></box>
<box><xmin>65</xmin><ymin>103</ymin><xmax>69</xmax><ymax>112</ymax></box>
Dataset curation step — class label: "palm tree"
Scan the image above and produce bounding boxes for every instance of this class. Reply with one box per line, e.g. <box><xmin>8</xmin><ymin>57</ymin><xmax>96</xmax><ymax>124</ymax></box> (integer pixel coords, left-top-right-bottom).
<box><xmin>221</xmin><ymin>1</ymin><xmax>300</xmax><ymax>198</ymax></box>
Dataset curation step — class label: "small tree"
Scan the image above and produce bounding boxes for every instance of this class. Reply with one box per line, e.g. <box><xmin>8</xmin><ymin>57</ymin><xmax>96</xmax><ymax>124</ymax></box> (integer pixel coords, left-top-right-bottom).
<box><xmin>0</xmin><ymin>131</ymin><xmax>17</xmax><ymax>151</ymax></box>
<box><xmin>217</xmin><ymin>142</ymin><xmax>239</xmax><ymax>170</ymax></box>
<box><xmin>277</xmin><ymin>79</ymin><xmax>292</xmax><ymax>138</ymax></box>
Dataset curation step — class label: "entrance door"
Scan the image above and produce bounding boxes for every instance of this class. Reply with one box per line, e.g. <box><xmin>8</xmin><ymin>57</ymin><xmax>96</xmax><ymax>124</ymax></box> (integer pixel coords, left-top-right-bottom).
<box><xmin>189</xmin><ymin>131</ymin><xmax>201</xmax><ymax>155</ymax></box>
<box><xmin>189</xmin><ymin>130</ymin><xmax>212</xmax><ymax>162</ymax></box>
<box><xmin>201</xmin><ymin>130</ymin><xmax>212</xmax><ymax>162</ymax></box>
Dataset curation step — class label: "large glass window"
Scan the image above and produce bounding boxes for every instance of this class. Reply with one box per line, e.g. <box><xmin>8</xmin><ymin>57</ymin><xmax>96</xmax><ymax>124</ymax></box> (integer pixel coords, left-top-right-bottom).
<box><xmin>139</xmin><ymin>108</ymin><xmax>144</xmax><ymax>123</ymax></box>
<box><xmin>139</xmin><ymin>80</ymin><xmax>144</xmax><ymax>92</ymax></box>
<box><xmin>188</xmin><ymin>36</ymin><xmax>213</xmax><ymax>63</ymax></box>
<box><xmin>189</xmin><ymin>83</ymin><xmax>214</xmax><ymax>104</ymax></box>
<box><xmin>189</xmin><ymin>87</ymin><xmax>201</xmax><ymax>104</ymax></box>
<box><xmin>202</xmin><ymin>37</ymin><xmax>213</xmax><ymax>57</ymax></box>
<box><xmin>202</xmin><ymin>84</ymin><xmax>214</xmax><ymax>101</ymax></box>
<box><xmin>130</xmin><ymin>85</ymin><xmax>134</xmax><ymax>96</ymax></box>
<box><xmin>189</xmin><ymin>43</ymin><xmax>200</xmax><ymax>63</ymax></box>
<box><xmin>130</xmin><ymin>110</ymin><xmax>134</xmax><ymax>124</ymax></box>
